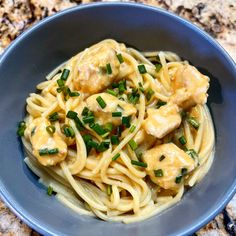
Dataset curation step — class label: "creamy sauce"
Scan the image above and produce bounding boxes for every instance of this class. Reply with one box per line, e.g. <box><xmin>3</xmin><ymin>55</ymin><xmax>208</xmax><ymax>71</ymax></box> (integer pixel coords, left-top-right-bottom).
<box><xmin>28</xmin><ymin>117</ymin><xmax>67</xmax><ymax>166</ymax></box>
<box><xmin>134</xmin><ymin>129</ymin><xmax>156</xmax><ymax>151</ymax></box>
<box><xmin>171</xmin><ymin>65</ymin><xmax>209</xmax><ymax>109</ymax></box>
<box><xmin>143</xmin><ymin>104</ymin><xmax>181</xmax><ymax>139</ymax></box>
<box><xmin>144</xmin><ymin>143</ymin><xmax>196</xmax><ymax>190</ymax></box>
<box><xmin>86</xmin><ymin>93</ymin><xmax>137</xmax><ymax>125</ymax></box>
<box><xmin>73</xmin><ymin>45</ymin><xmax>122</xmax><ymax>94</ymax></box>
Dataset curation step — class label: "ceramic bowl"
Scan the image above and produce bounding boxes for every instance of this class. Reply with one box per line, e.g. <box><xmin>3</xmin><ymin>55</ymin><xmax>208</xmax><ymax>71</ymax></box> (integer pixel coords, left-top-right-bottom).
<box><xmin>0</xmin><ymin>3</ymin><xmax>236</xmax><ymax>236</ymax></box>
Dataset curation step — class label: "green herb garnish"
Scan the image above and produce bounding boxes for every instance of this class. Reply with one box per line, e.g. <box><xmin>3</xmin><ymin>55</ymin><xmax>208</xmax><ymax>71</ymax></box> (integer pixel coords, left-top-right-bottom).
<box><xmin>138</xmin><ymin>64</ymin><xmax>147</xmax><ymax>74</ymax></box>
<box><xmin>17</xmin><ymin>121</ymin><xmax>26</xmax><ymax>137</ymax></box>
<box><xmin>116</xmin><ymin>53</ymin><xmax>124</xmax><ymax>64</ymax></box>
<box><xmin>154</xmin><ymin>169</ymin><xmax>164</xmax><ymax>177</ymax></box>
<box><xmin>96</xmin><ymin>96</ymin><xmax>107</xmax><ymax>109</ymax></box>
<box><xmin>128</xmin><ymin>139</ymin><xmax>138</xmax><ymax>151</ymax></box>
<box><xmin>112</xmin><ymin>153</ymin><xmax>120</xmax><ymax>161</ymax></box>
<box><xmin>46</xmin><ymin>125</ymin><xmax>56</xmax><ymax>135</ymax></box>
<box><xmin>49</xmin><ymin>112</ymin><xmax>59</xmax><ymax>122</ymax></box>
<box><xmin>131</xmin><ymin>160</ymin><xmax>147</xmax><ymax>168</ymax></box>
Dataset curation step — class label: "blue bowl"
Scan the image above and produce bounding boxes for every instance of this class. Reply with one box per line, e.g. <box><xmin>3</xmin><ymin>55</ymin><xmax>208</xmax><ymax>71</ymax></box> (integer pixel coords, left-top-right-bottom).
<box><xmin>0</xmin><ymin>3</ymin><xmax>236</xmax><ymax>236</ymax></box>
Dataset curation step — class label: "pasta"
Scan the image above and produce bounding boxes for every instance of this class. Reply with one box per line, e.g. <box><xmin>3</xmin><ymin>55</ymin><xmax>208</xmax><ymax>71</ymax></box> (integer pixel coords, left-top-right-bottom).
<box><xmin>18</xmin><ymin>39</ymin><xmax>215</xmax><ymax>223</ymax></box>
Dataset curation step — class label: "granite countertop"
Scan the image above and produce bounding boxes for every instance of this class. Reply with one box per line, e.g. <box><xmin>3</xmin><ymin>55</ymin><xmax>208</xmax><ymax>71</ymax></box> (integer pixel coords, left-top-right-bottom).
<box><xmin>0</xmin><ymin>0</ymin><xmax>235</xmax><ymax>235</ymax></box>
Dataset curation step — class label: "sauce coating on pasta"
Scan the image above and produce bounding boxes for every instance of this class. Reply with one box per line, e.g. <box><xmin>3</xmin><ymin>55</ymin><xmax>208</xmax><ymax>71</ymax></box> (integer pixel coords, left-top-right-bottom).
<box><xmin>19</xmin><ymin>39</ymin><xmax>214</xmax><ymax>223</ymax></box>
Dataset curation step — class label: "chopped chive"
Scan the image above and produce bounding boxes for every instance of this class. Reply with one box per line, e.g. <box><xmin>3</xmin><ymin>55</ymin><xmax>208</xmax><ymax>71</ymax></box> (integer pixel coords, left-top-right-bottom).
<box><xmin>179</xmin><ymin>135</ymin><xmax>187</xmax><ymax>145</ymax></box>
<box><xmin>180</xmin><ymin>111</ymin><xmax>187</xmax><ymax>119</ymax></box>
<box><xmin>46</xmin><ymin>125</ymin><xmax>56</xmax><ymax>135</ymax></box>
<box><xmin>112</xmin><ymin>112</ymin><xmax>122</xmax><ymax>117</ymax></box>
<box><xmin>63</xmin><ymin>125</ymin><xmax>75</xmax><ymax>138</ymax></box>
<box><xmin>39</xmin><ymin>148</ymin><xmax>59</xmax><ymax>156</ymax></box>
<box><xmin>48</xmin><ymin>148</ymin><xmax>59</xmax><ymax>154</ymax></box>
<box><xmin>154</xmin><ymin>169</ymin><xmax>164</xmax><ymax>177</ymax></box>
<box><xmin>87</xmin><ymin>140</ymin><xmax>99</xmax><ymax>149</ymax></box>
<box><xmin>116</xmin><ymin>53</ymin><xmax>124</xmax><ymax>64</ymax></box>
<box><xmin>82</xmin><ymin>134</ymin><xmax>92</xmax><ymax>143</ymax></box>
<box><xmin>61</xmin><ymin>69</ymin><xmax>70</xmax><ymax>81</ymax></box>
<box><xmin>155</xmin><ymin>63</ymin><xmax>162</xmax><ymax>72</ymax></box>
<box><xmin>139</xmin><ymin>87</ymin><xmax>145</xmax><ymax>93</ymax></box>
<box><xmin>83</xmin><ymin>116</ymin><xmax>95</xmax><ymax>124</ymax></box>
<box><xmin>57</xmin><ymin>79</ymin><xmax>64</xmax><ymax>87</ymax></box>
<box><xmin>63</xmin><ymin>125</ymin><xmax>70</xmax><ymax>137</ymax></box>
<box><xmin>97</xmin><ymin>141</ymin><xmax>110</xmax><ymax>152</ymax></box>
<box><xmin>107</xmin><ymin>185</ymin><xmax>112</xmax><ymax>196</ymax></box>
<box><xmin>106</xmin><ymin>63</ymin><xmax>112</xmax><ymax>74</ymax></box>
<box><xmin>122</xmin><ymin>116</ymin><xmax>131</xmax><ymax>128</ymax></box>
<box><xmin>112</xmin><ymin>153</ymin><xmax>120</xmax><ymax>161</ymax></box>
<box><xmin>118</xmin><ymin>80</ymin><xmax>126</xmax><ymax>94</ymax></box>
<box><xmin>69</xmin><ymin>91</ymin><xmax>80</xmax><ymax>97</ymax></box>
<box><xmin>128</xmin><ymin>139</ymin><xmax>138</xmax><ymax>151</ymax></box>
<box><xmin>112</xmin><ymin>82</ymin><xmax>119</xmax><ymax>88</ymax></box>
<box><xmin>62</xmin><ymin>86</ymin><xmax>70</xmax><ymax>101</ymax></box>
<box><xmin>129</xmin><ymin>95</ymin><xmax>140</xmax><ymax>104</ymax></box>
<box><xmin>138</xmin><ymin>82</ymin><xmax>145</xmax><ymax>93</ymax></box>
<box><xmin>74</xmin><ymin>116</ymin><xmax>84</xmax><ymax>131</ymax></box>
<box><xmin>91</xmin><ymin>123</ymin><xmax>106</xmax><ymax>135</ymax></box>
<box><xmin>68</xmin><ymin>111</ymin><xmax>83</xmax><ymax>130</ymax></box>
<box><xmin>159</xmin><ymin>155</ymin><xmax>165</xmax><ymax>161</ymax></box>
<box><xmin>181</xmin><ymin>168</ymin><xmax>188</xmax><ymax>176</ymax></box>
<box><xmin>82</xmin><ymin>107</ymin><xmax>89</xmax><ymax>116</ymax></box>
<box><xmin>82</xmin><ymin>134</ymin><xmax>92</xmax><ymax>154</ymax></box>
<box><xmin>131</xmin><ymin>160</ymin><xmax>147</xmax><ymax>168</ymax></box>
<box><xmin>111</xmin><ymin>135</ymin><xmax>119</xmax><ymax>145</ymax></box>
<box><xmin>146</xmin><ymin>88</ymin><xmax>154</xmax><ymax>101</ymax></box>
<box><xmin>19</xmin><ymin>121</ymin><xmax>26</xmax><ymax>127</ymax></box>
<box><xmin>129</xmin><ymin>125</ymin><xmax>136</xmax><ymax>133</ymax></box>
<box><xmin>156</xmin><ymin>100</ymin><xmax>167</xmax><ymax>109</ymax></box>
<box><xmin>89</xmin><ymin>123</ymin><xmax>95</xmax><ymax>129</ymax></box>
<box><xmin>47</xmin><ymin>186</ymin><xmax>54</xmax><ymax>196</ymax></box>
<box><xmin>138</xmin><ymin>64</ymin><xmax>147</xmax><ymax>74</ymax></box>
<box><xmin>39</xmin><ymin>148</ymin><xmax>48</xmax><ymax>156</ymax></box>
<box><xmin>101</xmin><ymin>132</ymin><xmax>110</xmax><ymax>139</ymax></box>
<box><xmin>49</xmin><ymin>112</ymin><xmax>59</xmax><ymax>122</ymax></box>
<box><xmin>56</xmin><ymin>87</ymin><xmax>62</xmax><ymax>93</ymax></box>
<box><xmin>17</xmin><ymin>121</ymin><xmax>26</xmax><ymax>136</ymax></box>
<box><xmin>186</xmin><ymin>149</ymin><xmax>198</xmax><ymax>159</ymax></box>
<box><xmin>106</xmin><ymin>89</ymin><xmax>117</xmax><ymax>97</ymax></box>
<box><xmin>175</xmin><ymin>175</ymin><xmax>182</xmax><ymax>184</ymax></box>
<box><xmin>104</xmin><ymin>123</ymin><xmax>113</xmax><ymax>132</ymax></box>
<box><xmin>66</xmin><ymin>111</ymin><xmax>77</xmax><ymax>119</ymax></box>
<box><xmin>187</xmin><ymin>117</ymin><xmax>200</xmax><ymax>130</ymax></box>
<box><xmin>96</xmin><ymin>96</ymin><xmax>106</xmax><ymax>109</ymax></box>
<box><xmin>128</xmin><ymin>88</ymin><xmax>140</xmax><ymax>104</ymax></box>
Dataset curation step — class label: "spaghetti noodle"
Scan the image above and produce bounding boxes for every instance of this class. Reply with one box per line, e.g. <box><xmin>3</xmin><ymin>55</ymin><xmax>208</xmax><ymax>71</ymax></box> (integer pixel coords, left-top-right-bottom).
<box><xmin>18</xmin><ymin>39</ymin><xmax>214</xmax><ymax>223</ymax></box>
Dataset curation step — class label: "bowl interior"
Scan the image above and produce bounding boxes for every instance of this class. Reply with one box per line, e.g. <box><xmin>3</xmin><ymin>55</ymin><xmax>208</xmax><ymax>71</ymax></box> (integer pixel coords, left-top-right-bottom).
<box><xmin>0</xmin><ymin>3</ymin><xmax>236</xmax><ymax>236</ymax></box>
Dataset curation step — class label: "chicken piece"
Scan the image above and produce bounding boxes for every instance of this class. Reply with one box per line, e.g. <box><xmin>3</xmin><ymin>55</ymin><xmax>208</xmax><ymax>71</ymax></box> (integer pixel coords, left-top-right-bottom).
<box><xmin>27</xmin><ymin>117</ymin><xmax>67</xmax><ymax>166</ymax></box>
<box><xmin>86</xmin><ymin>93</ymin><xmax>136</xmax><ymax>125</ymax></box>
<box><xmin>134</xmin><ymin>129</ymin><xmax>156</xmax><ymax>152</ymax></box>
<box><xmin>143</xmin><ymin>143</ymin><xmax>196</xmax><ymax>190</ymax></box>
<box><xmin>171</xmin><ymin>65</ymin><xmax>209</xmax><ymax>109</ymax></box>
<box><xmin>73</xmin><ymin>44</ymin><xmax>121</xmax><ymax>95</ymax></box>
<box><xmin>142</xmin><ymin>104</ymin><xmax>181</xmax><ymax>139</ymax></box>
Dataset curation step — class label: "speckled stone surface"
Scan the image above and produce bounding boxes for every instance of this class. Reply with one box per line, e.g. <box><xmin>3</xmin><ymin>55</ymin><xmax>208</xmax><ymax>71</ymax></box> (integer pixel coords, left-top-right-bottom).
<box><xmin>0</xmin><ymin>0</ymin><xmax>235</xmax><ymax>235</ymax></box>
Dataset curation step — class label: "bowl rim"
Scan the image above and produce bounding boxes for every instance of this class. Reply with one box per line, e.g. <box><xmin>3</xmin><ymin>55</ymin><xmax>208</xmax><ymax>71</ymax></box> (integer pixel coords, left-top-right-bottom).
<box><xmin>0</xmin><ymin>2</ymin><xmax>236</xmax><ymax>236</ymax></box>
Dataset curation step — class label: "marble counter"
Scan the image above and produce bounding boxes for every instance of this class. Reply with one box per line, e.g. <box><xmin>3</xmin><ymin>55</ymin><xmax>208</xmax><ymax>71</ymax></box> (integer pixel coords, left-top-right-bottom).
<box><xmin>0</xmin><ymin>0</ymin><xmax>235</xmax><ymax>235</ymax></box>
